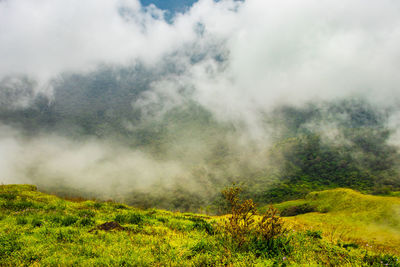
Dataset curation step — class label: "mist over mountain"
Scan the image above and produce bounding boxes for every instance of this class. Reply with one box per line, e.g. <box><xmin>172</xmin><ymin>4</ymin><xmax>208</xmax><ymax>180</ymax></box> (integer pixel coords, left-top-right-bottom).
<box><xmin>1</xmin><ymin>0</ymin><xmax>400</xmax><ymax>211</ymax></box>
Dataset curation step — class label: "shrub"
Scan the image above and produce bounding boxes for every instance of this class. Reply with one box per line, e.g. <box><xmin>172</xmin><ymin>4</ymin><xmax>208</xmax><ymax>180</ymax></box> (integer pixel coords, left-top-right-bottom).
<box><xmin>221</xmin><ymin>185</ymin><xmax>258</xmax><ymax>246</ymax></box>
<box><xmin>221</xmin><ymin>184</ymin><xmax>288</xmax><ymax>250</ymax></box>
<box><xmin>258</xmin><ymin>206</ymin><xmax>287</xmax><ymax>241</ymax></box>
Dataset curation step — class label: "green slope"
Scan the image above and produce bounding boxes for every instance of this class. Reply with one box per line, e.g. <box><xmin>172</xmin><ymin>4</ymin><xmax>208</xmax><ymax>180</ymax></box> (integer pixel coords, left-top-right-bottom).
<box><xmin>1</xmin><ymin>185</ymin><xmax>399</xmax><ymax>266</ymax></box>
<box><xmin>271</xmin><ymin>188</ymin><xmax>400</xmax><ymax>255</ymax></box>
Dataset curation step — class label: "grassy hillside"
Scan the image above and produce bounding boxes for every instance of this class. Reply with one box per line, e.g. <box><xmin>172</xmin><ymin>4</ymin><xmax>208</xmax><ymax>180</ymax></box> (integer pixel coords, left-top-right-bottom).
<box><xmin>1</xmin><ymin>185</ymin><xmax>400</xmax><ymax>266</ymax></box>
<box><xmin>271</xmin><ymin>188</ymin><xmax>400</xmax><ymax>256</ymax></box>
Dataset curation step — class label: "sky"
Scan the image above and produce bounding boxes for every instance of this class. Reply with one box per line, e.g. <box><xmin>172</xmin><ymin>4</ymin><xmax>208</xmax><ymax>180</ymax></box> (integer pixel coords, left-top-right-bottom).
<box><xmin>140</xmin><ymin>0</ymin><xmax>198</xmax><ymax>12</ymax></box>
<box><xmin>0</xmin><ymin>0</ymin><xmax>399</xmax><ymax>131</ymax></box>
<box><xmin>1</xmin><ymin>0</ymin><xmax>400</xmax><ymax>128</ymax></box>
<box><xmin>0</xmin><ymin>0</ymin><xmax>400</xmax><ymax>134</ymax></box>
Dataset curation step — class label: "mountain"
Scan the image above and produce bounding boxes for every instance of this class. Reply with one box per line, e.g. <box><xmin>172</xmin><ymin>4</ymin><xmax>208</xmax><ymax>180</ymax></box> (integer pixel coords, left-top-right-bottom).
<box><xmin>1</xmin><ymin>67</ymin><xmax>400</xmax><ymax>210</ymax></box>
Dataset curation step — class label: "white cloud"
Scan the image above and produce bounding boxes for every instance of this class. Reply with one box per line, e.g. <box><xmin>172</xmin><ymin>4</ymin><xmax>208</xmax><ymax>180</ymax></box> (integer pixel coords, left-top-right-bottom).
<box><xmin>0</xmin><ymin>0</ymin><xmax>195</xmax><ymax>82</ymax></box>
<box><xmin>2</xmin><ymin>0</ymin><xmax>400</xmax><ymax>196</ymax></box>
<box><xmin>181</xmin><ymin>0</ymin><xmax>400</xmax><ymax>126</ymax></box>
<box><xmin>1</xmin><ymin>0</ymin><xmax>400</xmax><ymax>127</ymax></box>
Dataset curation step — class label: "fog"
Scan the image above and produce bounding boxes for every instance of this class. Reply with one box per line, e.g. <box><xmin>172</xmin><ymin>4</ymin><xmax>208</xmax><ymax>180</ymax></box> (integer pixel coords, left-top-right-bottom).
<box><xmin>1</xmin><ymin>0</ymin><xmax>400</xmax><ymax>209</ymax></box>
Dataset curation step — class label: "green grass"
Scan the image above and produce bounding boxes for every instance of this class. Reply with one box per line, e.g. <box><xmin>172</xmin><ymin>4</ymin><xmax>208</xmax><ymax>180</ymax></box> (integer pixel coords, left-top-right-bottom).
<box><xmin>271</xmin><ymin>188</ymin><xmax>400</xmax><ymax>255</ymax></box>
<box><xmin>1</xmin><ymin>185</ymin><xmax>399</xmax><ymax>266</ymax></box>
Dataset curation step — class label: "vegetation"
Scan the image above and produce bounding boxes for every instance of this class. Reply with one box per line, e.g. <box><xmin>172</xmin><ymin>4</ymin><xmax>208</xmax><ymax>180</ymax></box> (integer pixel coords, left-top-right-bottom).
<box><xmin>1</xmin><ymin>67</ymin><xmax>400</xmax><ymax>211</ymax></box>
<box><xmin>220</xmin><ymin>185</ymin><xmax>287</xmax><ymax>250</ymax></box>
<box><xmin>1</xmin><ymin>184</ymin><xmax>399</xmax><ymax>266</ymax></box>
<box><xmin>250</xmin><ymin>99</ymin><xmax>400</xmax><ymax>204</ymax></box>
<box><xmin>268</xmin><ymin>188</ymin><xmax>400</xmax><ymax>256</ymax></box>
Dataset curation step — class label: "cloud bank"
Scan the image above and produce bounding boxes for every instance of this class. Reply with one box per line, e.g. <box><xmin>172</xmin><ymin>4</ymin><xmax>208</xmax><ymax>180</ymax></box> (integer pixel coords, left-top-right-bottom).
<box><xmin>1</xmin><ymin>0</ymin><xmax>400</xmax><ymax>208</ymax></box>
<box><xmin>1</xmin><ymin>0</ymin><xmax>400</xmax><ymax>108</ymax></box>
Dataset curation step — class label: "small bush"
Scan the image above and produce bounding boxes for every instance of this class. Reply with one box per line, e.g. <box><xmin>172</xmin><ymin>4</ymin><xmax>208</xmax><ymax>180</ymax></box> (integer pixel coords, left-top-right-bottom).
<box><xmin>258</xmin><ymin>206</ymin><xmax>287</xmax><ymax>241</ymax></box>
<box><xmin>221</xmin><ymin>185</ymin><xmax>258</xmax><ymax>246</ymax></box>
<box><xmin>221</xmin><ymin>185</ymin><xmax>288</xmax><ymax>249</ymax></box>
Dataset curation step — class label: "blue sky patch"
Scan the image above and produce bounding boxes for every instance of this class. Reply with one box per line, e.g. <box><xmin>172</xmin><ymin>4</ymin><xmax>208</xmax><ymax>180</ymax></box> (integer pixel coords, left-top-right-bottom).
<box><xmin>140</xmin><ymin>0</ymin><xmax>198</xmax><ymax>13</ymax></box>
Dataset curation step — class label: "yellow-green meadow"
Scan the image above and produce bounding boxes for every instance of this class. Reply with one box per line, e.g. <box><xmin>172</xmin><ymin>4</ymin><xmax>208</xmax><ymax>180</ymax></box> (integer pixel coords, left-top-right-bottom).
<box><xmin>1</xmin><ymin>184</ymin><xmax>399</xmax><ymax>266</ymax></box>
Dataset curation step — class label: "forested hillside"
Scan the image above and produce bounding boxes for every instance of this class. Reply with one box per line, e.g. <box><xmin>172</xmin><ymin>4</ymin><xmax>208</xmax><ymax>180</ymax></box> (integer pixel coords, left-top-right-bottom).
<box><xmin>1</xmin><ymin>69</ymin><xmax>399</xmax><ymax>211</ymax></box>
